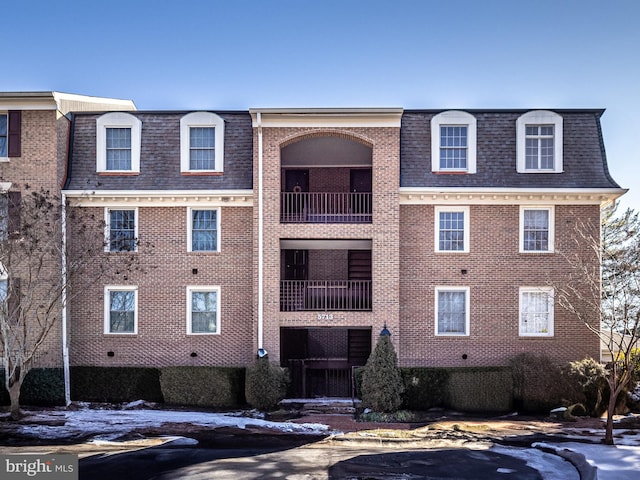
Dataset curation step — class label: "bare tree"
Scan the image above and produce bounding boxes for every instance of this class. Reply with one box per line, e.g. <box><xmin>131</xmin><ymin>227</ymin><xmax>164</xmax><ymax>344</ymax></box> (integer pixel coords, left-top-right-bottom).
<box><xmin>0</xmin><ymin>187</ymin><xmax>141</xmax><ymax>419</ymax></box>
<box><xmin>556</xmin><ymin>204</ymin><xmax>640</xmax><ymax>445</ymax></box>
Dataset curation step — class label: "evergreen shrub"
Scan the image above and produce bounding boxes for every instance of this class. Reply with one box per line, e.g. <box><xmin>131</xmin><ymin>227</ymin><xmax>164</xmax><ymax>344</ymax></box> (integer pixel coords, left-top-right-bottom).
<box><xmin>361</xmin><ymin>335</ymin><xmax>405</xmax><ymax>413</ymax></box>
<box><xmin>511</xmin><ymin>353</ymin><xmax>571</xmax><ymax>412</ymax></box>
<box><xmin>71</xmin><ymin>367</ymin><xmax>163</xmax><ymax>403</ymax></box>
<box><xmin>160</xmin><ymin>367</ymin><xmax>245</xmax><ymax>408</ymax></box>
<box><xmin>245</xmin><ymin>358</ymin><xmax>288</xmax><ymax>411</ymax></box>
<box><xmin>0</xmin><ymin>368</ymin><xmax>65</xmax><ymax>406</ymax></box>
<box><xmin>401</xmin><ymin>368</ymin><xmax>448</xmax><ymax>410</ymax></box>
<box><xmin>445</xmin><ymin>367</ymin><xmax>513</xmax><ymax>412</ymax></box>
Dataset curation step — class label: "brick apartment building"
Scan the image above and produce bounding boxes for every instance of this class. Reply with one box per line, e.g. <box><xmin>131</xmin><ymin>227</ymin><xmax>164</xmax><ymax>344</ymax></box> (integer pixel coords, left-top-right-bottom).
<box><xmin>1</xmin><ymin>94</ymin><xmax>626</xmax><ymax>399</ymax></box>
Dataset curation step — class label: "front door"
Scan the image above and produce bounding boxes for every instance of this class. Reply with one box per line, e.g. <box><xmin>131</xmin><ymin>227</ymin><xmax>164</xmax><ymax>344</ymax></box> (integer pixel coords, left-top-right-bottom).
<box><xmin>350</xmin><ymin>169</ymin><xmax>372</xmax><ymax>217</ymax></box>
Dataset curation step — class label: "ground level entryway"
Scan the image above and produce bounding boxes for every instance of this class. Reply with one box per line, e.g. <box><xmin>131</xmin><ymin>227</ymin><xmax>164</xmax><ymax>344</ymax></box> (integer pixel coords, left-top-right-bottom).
<box><xmin>280</xmin><ymin>327</ymin><xmax>372</xmax><ymax>398</ymax></box>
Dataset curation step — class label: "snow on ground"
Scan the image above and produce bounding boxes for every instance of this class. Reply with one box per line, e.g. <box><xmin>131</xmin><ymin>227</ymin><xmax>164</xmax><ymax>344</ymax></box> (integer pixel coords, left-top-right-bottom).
<box><xmin>492</xmin><ymin>445</ymin><xmax>580</xmax><ymax>480</ymax></box>
<box><xmin>9</xmin><ymin>407</ymin><xmax>331</xmax><ymax>442</ymax></box>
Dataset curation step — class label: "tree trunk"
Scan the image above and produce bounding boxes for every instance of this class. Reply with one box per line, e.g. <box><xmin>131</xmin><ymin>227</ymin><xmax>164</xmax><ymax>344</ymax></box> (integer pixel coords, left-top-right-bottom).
<box><xmin>604</xmin><ymin>389</ymin><xmax>618</xmax><ymax>445</ymax></box>
<box><xmin>8</xmin><ymin>378</ymin><xmax>23</xmax><ymax>420</ymax></box>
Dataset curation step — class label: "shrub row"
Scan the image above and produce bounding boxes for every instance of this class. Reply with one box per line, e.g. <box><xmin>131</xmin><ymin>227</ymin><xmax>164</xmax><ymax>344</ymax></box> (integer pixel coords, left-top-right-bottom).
<box><xmin>0</xmin><ymin>368</ymin><xmax>66</xmax><ymax>406</ymax></box>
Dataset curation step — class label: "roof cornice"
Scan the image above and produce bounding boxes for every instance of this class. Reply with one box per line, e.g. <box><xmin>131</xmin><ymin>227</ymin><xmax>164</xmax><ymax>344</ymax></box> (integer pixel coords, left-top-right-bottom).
<box><xmin>63</xmin><ymin>189</ymin><xmax>253</xmax><ymax>207</ymax></box>
<box><xmin>250</xmin><ymin>108</ymin><xmax>404</xmax><ymax>128</ymax></box>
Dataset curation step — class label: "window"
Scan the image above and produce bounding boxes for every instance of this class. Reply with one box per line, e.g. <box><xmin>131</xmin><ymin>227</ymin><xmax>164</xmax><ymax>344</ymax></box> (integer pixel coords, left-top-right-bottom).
<box><xmin>435</xmin><ymin>287</ymin><xmax>470</xmax><ymax>336</ymax></box>
<box><xmin>180</xmin><ymin>112</ymin><xmax>225</xmax><ymax>173</ymax></box>
<box><xmin>431</xmin><ymin>111</ymin><xmax>477</xmax><ymax>173</ymax></box>
<box><xmin>520</xmin><ymin>206</ymin><xmax>554</xmax><ymax>253</ymax></box>
<box><xmin>519</xmin><ymin>287</ymin><xmax>554</xmax><ymax>336</ymax></box>
<box><xmin>187</xmin><ymin>286</ymin><xmax>220</xmax><ymax>334</ymax></box>
<box><xmin>97</xmin><ymin>112</ymin><xmax>142</xmax><ymax>173</ymax></box>
<box><xmin>435</xmin><ymin>206</ymin><xmax>469</xmax><ymax>252</ymax></box>
<box><xmin>516</xmin><ymin>110</ymin><xmax>563</xmax><ymax>173</ymax></box>
<box><xmin>106</xmin><ymin>208</ymin><xmax>138</xmax><ymax>252</ymax></box>
<box><xmin>0</xmin><ymin>264</ymin><xmax>7</xmax><ymax>303</ymax></box>
<box><xmin>188</xmin><ymin>208</ymin><xmax>220</xmax><ymax>252</ymax></box>
<box><xmin>104</xmin><ymin>286</ymin><xmax>137</xmax><ymax>334</ymax></box>
<box><xmin>0</xmin><ymin>114</ymin><xmax>6</xmax><ymax>158</ymax></box>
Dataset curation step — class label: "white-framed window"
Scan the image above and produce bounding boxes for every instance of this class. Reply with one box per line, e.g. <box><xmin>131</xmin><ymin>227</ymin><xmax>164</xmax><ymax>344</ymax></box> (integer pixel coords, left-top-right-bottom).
<box><xmin>0</xmin><ymin>263</ymin><xmax>7</xmax><ymax>304</ymax></box>
<box><xmin>96</xmin><ymin>112</ymin><xmax>142</xmax><ymax>173</ymax></box>
<box><xmin>187</xmin><ymin>207</ymin><xmax>220</xmax><ymax>252</ymax></box>
<box><xmin>180</xmin><ymin>112</ymin><xmax>225</xmax><ymax>173</ymax></box>
<box><xmin>105</xmin><ymin>208</ymin><xmax>138</xmax><ymax>252</ymax></box>
<box><xmin>104</xmin><ymin>286</ymin><xmax>138</xmax><ymax>334</ymax></box>
<box><xmin>0</xmin><ymin>113</ymin><xmax>7</xmax><ymax>158</ymax></box>
<box><xmin>516</xmin><ymin>110</ymin><xmax>563</xmax><ymax>173</ymax></box>
<box><xmin>520</xmin><ymin>206</ymin><xmax>554</xmax><ymax>253</ymax></box>
<box><xmin>519</xmin><ymin>287</ymin><xmax>554</xmax><ymax>336</ymax></box>
<box><xmin>431</xmin><ymin>111</ymin><xmax>477</xmax><ymax>173</ymax></box>
<box><xmin>187</xmin><ymin>286</ymin><xmax>220</xmax><ymax>335</ymax></box>
<box><xmin>435</xmin><ymin>206</ymin><xmax>469</xmax><ymax>253</ymax></box>
<box><xmin>435</xmin><ymin>286</ymin><xmax>470</xmax><ymax>336</ymax></box>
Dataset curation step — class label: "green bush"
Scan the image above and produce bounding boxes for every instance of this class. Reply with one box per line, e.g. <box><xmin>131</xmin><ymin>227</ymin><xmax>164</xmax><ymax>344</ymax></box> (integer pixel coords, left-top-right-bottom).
<box><xmin>160</xmin><ymin>367</ymin><xmax>245</xmax><ymax>408</ymax></box>
<box><xmin>0</xmin><ymin>368</ymin><xmax>65</xmax><ymax>406</ymax></box>
<box><xmin>562</xmin><ymin>357</ymin><xmax>608</xmax><ymax>417</ymax></box>
<box><xmin>401</xmin><ymin>368</ymin><xmax>448</xmax><ymax>410</ymax></box>
<box><xmin>511</xmin><ymin>353</ymin><xmax>572</xmax><ymax>413</ymax></box>
<box><xmin>245</xmin><ymin>358</ymin><xmax>288</xmax><ymax>411</ymax></box>
<box><xmin>71</xmin><ymin>367</ymin><xmax>163</xmax><ymax>403</ymax></box>
<box><xmin>361</xmin><ymin>335</ymin><xmax>405</xmax><ymax>413</ymax></box>
<box><xmin>445</xmin><ymin>367</ymin><xmax>513</xmax><ymax>412</ymax></box>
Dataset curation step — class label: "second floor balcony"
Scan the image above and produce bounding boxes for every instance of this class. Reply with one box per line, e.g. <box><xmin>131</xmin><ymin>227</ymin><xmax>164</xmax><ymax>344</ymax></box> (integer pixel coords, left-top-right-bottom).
<box><xmin>281</xmin><ymin>191</ymin><xmax>372</xmax><ymax>223</ymax></box>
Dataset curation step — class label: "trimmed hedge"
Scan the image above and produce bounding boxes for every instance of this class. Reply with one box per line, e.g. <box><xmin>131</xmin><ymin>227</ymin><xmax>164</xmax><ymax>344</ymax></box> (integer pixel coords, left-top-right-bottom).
<box><xmin>401</xmin><ymin>368</ymin><xmax>448</xmax><ymax>410</ymax></box>
<box><xmin>160</xmin><ymin>366</ymin><xmax>245</xmax><ymax>408</ymax></box>
<box><xmin>511</xmin><ymin>353</ymin><xmax>571</xmax><ymax>413</ymax></box>
<box><xmin>0</xmin><ymin>368</ymin><xmax>65</xmax><ymax>406</ymax></box>
<box><xmin>445</xmin><ymin>367</ymin><xmax>513</xmax><ymax>412</ymax></box>
<box><xmin>70</xmin><ymin>367</ymin><xmax>163</xmax><ymax>403</ymax></box>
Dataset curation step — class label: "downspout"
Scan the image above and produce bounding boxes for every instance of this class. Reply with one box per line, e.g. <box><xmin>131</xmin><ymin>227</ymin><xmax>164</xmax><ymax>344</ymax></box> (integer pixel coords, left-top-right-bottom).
<box><xmin>61</xmin><ymin>192</ymin><xmax>70</xmax><ymax>405</ymax></box>
<box><xmin>257</xmin><ymin>112</ymin><xmax>264</xmax><ymax>354</ymax></box>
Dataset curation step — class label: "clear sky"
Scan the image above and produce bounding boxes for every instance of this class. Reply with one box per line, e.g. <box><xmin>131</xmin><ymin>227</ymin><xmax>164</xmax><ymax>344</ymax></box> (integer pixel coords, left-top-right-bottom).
<box><xmin>4</xmin><ymin>0</ymin><xmax>638</xmax><ymax>209</ymax></box>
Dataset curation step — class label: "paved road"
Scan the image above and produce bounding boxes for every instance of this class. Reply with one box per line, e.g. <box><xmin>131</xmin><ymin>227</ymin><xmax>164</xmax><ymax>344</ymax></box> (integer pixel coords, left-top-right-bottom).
<box><xmin>79</xmin><ymin>442</ymin><xmax>579</xmax><ymax>479</ymax></box>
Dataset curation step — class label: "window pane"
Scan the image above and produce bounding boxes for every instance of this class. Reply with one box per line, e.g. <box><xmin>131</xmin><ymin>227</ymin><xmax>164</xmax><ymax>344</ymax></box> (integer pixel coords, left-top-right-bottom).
<box><xmin>0</xmin><ymin>114</ymin><xmax>6</xmax><ymax>157</ymax></box>
<box><xmin>191</xmin><ymin>210</ymin><xmax>217</xmax><ymax>251</ymax></box>
<box><xmin>524</xmin><ymin>124</ymin><xmax>554</xmax><ymax>170</ymax></box>
<box><xmin>439</xmin><ymin>126</ymin><xmax>468</xmax><ymax>169</ymax></box>
<box><xmin>523</xmin><ymin>210</ymin><xmax>549</xmax><ymax>251</ymax></box>
<box><xmin>109</xmin><ymin>290</ymin><xmax>135</xmax><ymax>332</ymax></box>
<box><xmin>190</xmin><ymin>127</ymin><xmax>215</xmax><ymax>170</ymax></box>
<box><xmin>439</xmin><ymin>211</ymin><xmax>465</xmax><ymax>251</ymax></box>
<box><xmin>438</xmin><ymin>291</ymin><xmax>466</xmax><ymax>334</ymax></box>
<box><xmin>521</xmin><ymin>291</ymin><xmax>550</xmax><ymax>334</ymax></box>
<box><xmin>191</xmin><ymin>291</ymin><xmax>217</xmax><ymax>333</ymax></box>
<box><xmin>110</xmin><ymin>210</ymin><xmax>136</xmax><ymax>252</ymax></box>
<box><xmin>106</xmin><ymin>128</ymin><xmax>132</xmax><ymax>170</ymax></box>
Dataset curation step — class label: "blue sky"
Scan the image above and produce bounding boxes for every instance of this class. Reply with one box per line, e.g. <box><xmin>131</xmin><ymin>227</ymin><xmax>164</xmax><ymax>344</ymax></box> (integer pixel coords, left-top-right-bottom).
<box><xmin>4</xmin><ymin>0</ymin><xmax>638</xmax><ymax>209</ymax></box>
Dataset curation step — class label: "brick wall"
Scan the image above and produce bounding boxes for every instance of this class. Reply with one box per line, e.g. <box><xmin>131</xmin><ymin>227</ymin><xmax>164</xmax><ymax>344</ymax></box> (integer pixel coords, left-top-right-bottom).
<box><xmin>68</xmin><ymin>206</ymin><xmax>254</xmax><ymax>367</ymax></box>
<box><xmin>399</xmin><ymin>203</ymin><xmax>601</xmax><ymax>367</ymax></box>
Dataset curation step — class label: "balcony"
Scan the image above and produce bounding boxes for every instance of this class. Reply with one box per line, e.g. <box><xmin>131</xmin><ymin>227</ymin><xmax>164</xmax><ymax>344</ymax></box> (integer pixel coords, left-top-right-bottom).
<box><xmin>281</xmin><ymin>192</ymin><xmax>372</xmax><ymax>224</ymax></box>
<box><xmin>280</xmin><ymin>280</ymin><xmax>372</xmax><ymax>312</ymax></box>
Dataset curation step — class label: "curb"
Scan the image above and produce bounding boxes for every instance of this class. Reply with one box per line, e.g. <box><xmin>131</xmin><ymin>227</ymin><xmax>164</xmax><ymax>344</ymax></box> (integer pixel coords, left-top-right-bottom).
<box><xmin>534</xmin><ymin>445</ymin><xmax>597</xmax><ymax>480</ymax></box>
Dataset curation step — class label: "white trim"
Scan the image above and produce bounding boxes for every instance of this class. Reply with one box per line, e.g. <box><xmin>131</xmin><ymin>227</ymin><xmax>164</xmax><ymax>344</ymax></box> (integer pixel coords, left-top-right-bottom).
<box><xmin>104</xmin><ymin>286</ymin><xmax>138</xmax><ymax>335</ymax></box>
<box><xmin>96</xmin><ymin>112</ymin><xmax>142</xmax><ymax>173</ymax></box>
<box><xmin>434</xmin><ymin>286</ymin><xmax>470</xmax><ymax>336</ymax></box>
<box><xmin>519</xmin><ymin>206</ymin><xmax>555</xmax><ymax>253</ymax></box>
<box><xmin>104</xmin><ymin>207</ymin><xmax>138</xmax><ymax>253</ymax></box>
<box><xmin>180</xmin><ymin>112</ymin><xmax>225</xmax><ymax>173</ymax></box>
<box><xmin>519</xmin><ymin>286</ymin><xmax>554</xmax><ymax>337</ymax></box>
<box><xmin>434</xmin><ymin>205</ymin><xmax>470</xmax><ymax>253</ymax></box>
<box><xmin>250</xmin><ymin>108</ymin><xmax>403</xmax><ymax>128</ymax></box>
<box><xmin>516</xmin><ymin>110</ymin><xmax>563</xmax><ymax>173</ymax></box>
<box><xmin>186</xmin><ymin>286</ymin><xmax>221</xmax><ymax>335</ymax></box>
<box><xmin>431</xmin><ymin>111</ymin><xmax>477</xmax><ymax>174</ymax></box>
<box><xmin>399</xmin><ymin>187</ymin><xmax>626</xmax><ymax>206</ymax></box>
<box><xmin>187</xmin><ymin>207</ymin><xmax>221</xmax><ymax>253</ymax></box>
<box><xmin>64</xmin><ymin>189</ymin><xmax>253</xmax><ymax>207</ymax></box>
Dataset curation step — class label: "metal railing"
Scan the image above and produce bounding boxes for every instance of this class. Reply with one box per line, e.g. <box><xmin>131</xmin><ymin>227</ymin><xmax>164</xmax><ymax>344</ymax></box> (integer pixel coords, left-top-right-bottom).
<box><xmin>281</xmin><ymin>192</ymin><xmax>372</xmax><ymax>223</ymax></box>
<box><xmin>280</xmin><ymin>280</ymin><xmax>372</xmax><ymax>311</ymax></box>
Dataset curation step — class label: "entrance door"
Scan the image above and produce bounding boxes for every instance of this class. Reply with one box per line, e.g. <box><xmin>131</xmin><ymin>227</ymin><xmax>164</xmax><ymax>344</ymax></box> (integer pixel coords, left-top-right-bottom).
<box><xmin>350</xmin><ymin>169</ymin><xmax>372</xmax><ymax>218</ymax></box>
<box><xmin>283</xmin><ymin>169</ymin><xmax>309</xmax><ymax>221</ymax></box>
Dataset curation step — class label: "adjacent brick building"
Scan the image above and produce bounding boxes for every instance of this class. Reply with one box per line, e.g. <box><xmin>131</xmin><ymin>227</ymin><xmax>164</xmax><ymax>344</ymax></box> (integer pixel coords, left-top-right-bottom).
<box><xmin>62</xmin><ymin>105</ymin><xmax>624</xmax><ymax>398</ymax></box>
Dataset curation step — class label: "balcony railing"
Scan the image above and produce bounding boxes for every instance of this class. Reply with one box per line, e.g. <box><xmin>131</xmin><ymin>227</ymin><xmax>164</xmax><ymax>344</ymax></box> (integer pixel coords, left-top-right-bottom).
<box><xmin>281</xmin><ymin>192</ymin><xmax>372</xmax><ymax>223</ymax></box>
<box><xmin>280</xmin><ymin>280</ymin><xmax>372</xmax><ymax>311</ymax></box>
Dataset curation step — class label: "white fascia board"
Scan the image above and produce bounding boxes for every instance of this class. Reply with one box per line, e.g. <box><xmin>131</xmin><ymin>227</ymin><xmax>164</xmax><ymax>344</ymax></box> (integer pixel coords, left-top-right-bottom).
<box><xmin>250</xmin><ymin>108</ymin><xmax>403</xmax><ymax>128</ymax></box>
<box><xmin>64</xmin><ymin>189</ymin><xmax>253</xmax><ymax>207</ymax></box>
<box><xmin>0</xmin><ymin>93</ymin><xmax>57</xmax><ymax>110</ymax></box>
<box><xmin>399</xmin><ymin>187</ymin><xmax>628</xmax><ymax>206</ymax></box>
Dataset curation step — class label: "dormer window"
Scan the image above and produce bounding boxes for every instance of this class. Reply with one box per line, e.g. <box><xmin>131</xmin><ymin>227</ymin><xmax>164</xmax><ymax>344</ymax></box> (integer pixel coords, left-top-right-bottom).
<box><xmin>431</xmin><ymin>111</ymin><xmax>477</xmax><ymax>174</ymax></box>
<box><xmin>97</xmin><ymin>112</ymin><xmax>142</xmax><ymax>174</ymax></box>
<box><xmin>180</xmin><ymin>112</ymin><xmax>225</xmax><ymax>174</ymax></box>
<box><xmin>516</xmin><ymin>110</ymin><xmax>563</xmax><ymax>173</ymax></box>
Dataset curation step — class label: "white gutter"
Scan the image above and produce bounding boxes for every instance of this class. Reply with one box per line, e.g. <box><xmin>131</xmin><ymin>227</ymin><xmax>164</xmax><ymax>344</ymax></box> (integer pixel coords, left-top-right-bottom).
<box><xmin>257</xmin><ymin>112</ymin><xmax>264</xmax><ymax>353</ymax></box>
<box><xmin>61</xmin><ymin>192</ymin><xmax>70</xmax><ymax>405</ymax></box>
